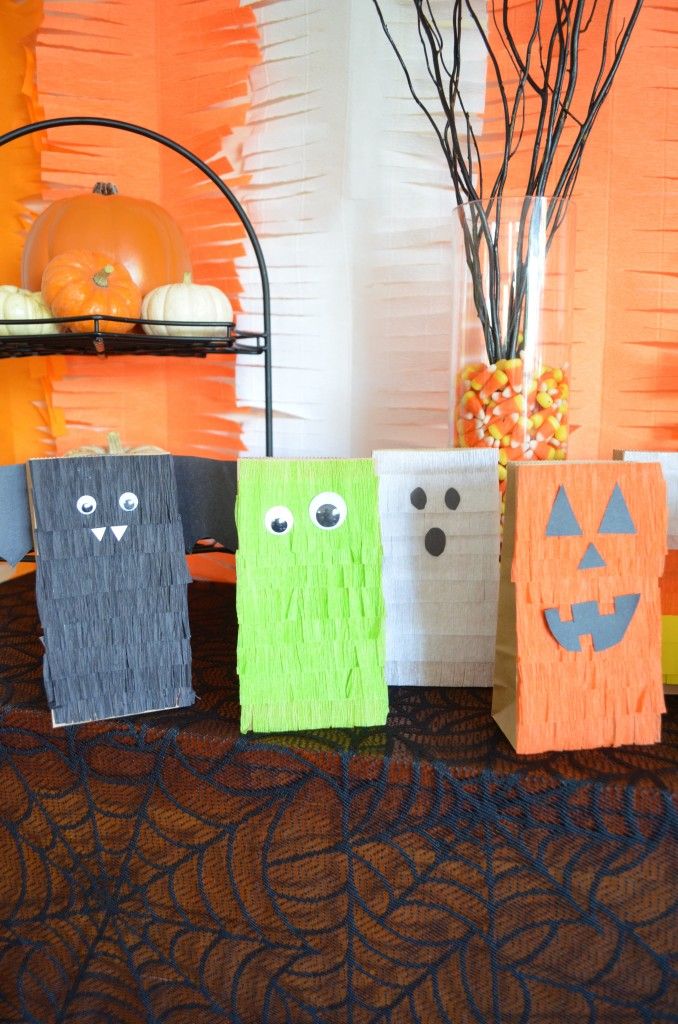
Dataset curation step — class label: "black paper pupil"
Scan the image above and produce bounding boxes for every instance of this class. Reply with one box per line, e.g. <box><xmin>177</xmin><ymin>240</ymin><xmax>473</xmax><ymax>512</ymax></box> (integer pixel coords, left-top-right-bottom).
<box><xmin>316</xmin><ymin>503</ymin><xmax>339</xmax><ymax>528</ymax></box>
<box><xmin>410</xmin><ymin>487</ymin><xmax>427</xmax><ymax>510</ymax></box>
<box><xmin>83</xmin><ymin>502</ymin><xmax>93</xmax><ymax>513</ymax></box>
<box><xmin>271</xmin><ymin>517</ymin><xmax>288</xmax><ymax>534</ymax></box>
<box><xmin>123</xmin><ymin>499</ymin><xmax>135</xmax><ymax>510</ymax></box>
<box><xmin>445</xmin><ymin>487</ymin><xmax>461</xmax><ymax>510</ymax></box>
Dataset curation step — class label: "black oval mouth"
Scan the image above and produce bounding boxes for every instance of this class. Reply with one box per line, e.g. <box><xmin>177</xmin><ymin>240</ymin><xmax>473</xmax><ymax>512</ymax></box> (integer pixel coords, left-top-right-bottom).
<box><xmin>424</xmin><ymin>527</ymin><xmax>446</xmax><ymax>557</ymax></box>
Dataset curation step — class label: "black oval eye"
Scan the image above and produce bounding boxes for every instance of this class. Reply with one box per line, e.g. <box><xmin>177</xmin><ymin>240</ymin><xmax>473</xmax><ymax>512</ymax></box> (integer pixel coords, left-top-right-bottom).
<box><xmin>445</xmin><ymin>487</ymin><xmax>460</xmax><ymax>510</ymax></box>
<box><xmin>410</xmin><ymin>487</ymin><xmax>427</xmax><ymax>510</ymax></box>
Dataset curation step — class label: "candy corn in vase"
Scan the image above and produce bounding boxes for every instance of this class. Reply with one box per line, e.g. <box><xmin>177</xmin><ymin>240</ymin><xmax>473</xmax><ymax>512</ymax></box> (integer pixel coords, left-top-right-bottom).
<box><xmin>455</xmin><ymin>358</ymin><xmax>570</xmax><ymax>515</ymax></box>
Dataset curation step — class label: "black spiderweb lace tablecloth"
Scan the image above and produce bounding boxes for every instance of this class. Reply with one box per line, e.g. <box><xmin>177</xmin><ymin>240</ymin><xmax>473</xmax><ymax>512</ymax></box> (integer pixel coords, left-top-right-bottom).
<box><xmin>0</xmin><ymin>576</ymin><xmax>676</xmax><ymax>1024</ymax></box>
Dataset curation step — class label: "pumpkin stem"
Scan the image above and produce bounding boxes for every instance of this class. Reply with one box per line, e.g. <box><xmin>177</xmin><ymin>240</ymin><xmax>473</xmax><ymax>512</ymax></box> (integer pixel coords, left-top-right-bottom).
<box><xmin>106</xmin><ymin>432</ymin><xmax>125</xmax><ymax>455</ymax></box>
<box><xmin>93</xmin><ymin>182</ymin><xmax>118</xmax><ymax>196</ymax></box>
<box><xmin>182</xmin><ymin>272</ymin><xmax>193</xmax><ymax>285</ymax></box>
<box><xmin>92</xmin><ymin>264</ymin><xmax>115</xmax><ymax>288</ymax></box>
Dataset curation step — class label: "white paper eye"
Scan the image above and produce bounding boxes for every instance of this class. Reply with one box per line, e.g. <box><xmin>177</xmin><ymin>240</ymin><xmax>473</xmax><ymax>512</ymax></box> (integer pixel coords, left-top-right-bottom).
<box><xmin>265</xmin><ymin>506</ymin><xmax>294</xmax><ymax>535</ymax></box>
<box><xmin>309</xmin><ymin>492</ymin><xmax>347</xmax><ymax>530</ymax></box>
<box><xmin>76</xmin><ymin>494</ymin><xmax>97</xmax><ymax>516</ymax></box>
<box><xmin>119</xmin><ymin>492</ymin><xmax>139</xmax><ymax>512</ymax></box>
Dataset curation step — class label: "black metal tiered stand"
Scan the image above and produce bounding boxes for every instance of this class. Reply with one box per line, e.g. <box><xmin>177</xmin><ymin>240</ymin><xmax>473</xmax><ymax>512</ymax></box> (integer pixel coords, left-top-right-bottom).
<box><xmin>0</xmin><ymin>116</ymin><xmax>273</xmax><ymax>455</ymax></box>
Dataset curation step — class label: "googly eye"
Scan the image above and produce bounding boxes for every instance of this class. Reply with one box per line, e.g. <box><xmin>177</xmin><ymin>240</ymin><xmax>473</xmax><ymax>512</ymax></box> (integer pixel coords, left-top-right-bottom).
<box><xmin>265</xmin><ymin>506</ymin><xmax>294</xmax><ymax>535</ymax></box>
<box><xmin>119</xmin><ymin>492</ymin><xmax>139</xmax><ymax>512</ymax></box>
<box><xmin>309</xmin><ymin>492</ymin><xmax>347</xmax><ymax>530</ymax></box>
<box><xmin>76</xmin><ymin>494</ymin><xmax>97</xmax><ymax>516</ymax></box>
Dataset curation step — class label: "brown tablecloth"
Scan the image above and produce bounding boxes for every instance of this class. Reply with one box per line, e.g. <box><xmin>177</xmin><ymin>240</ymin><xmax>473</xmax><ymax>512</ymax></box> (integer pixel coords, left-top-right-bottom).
<box><xmin>0</xmin><ymin>576</ymin><xmax>676</xmax><ymax>1023</ymax></box>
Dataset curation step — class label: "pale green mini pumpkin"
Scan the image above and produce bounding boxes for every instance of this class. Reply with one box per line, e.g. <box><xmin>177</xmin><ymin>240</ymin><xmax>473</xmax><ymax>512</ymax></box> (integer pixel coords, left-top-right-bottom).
<box><xmin>0</xmin><ymin>286</ymin><xmax>58</xmax><ymax>336</ymax></box>
<box><xmin>141</xmin><ymin>272</ymin><xmax>233</xmax><ymax>338</ymax></box>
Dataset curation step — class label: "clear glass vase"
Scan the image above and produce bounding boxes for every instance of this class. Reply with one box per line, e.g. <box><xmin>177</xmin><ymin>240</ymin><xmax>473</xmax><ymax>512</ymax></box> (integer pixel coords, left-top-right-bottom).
<box><xmin>450</xmin><ymin>196</ymin><xmax>575</xmax><ymax>509</ymax></box>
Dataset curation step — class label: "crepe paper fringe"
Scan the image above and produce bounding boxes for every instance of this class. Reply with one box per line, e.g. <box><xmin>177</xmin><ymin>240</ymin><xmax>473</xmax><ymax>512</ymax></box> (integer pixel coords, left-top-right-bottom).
<box><xmin>482</xmin><ymin>4</ymin><xmax>677</xmax><ymax>459</ymax></box>
<box><xmin>375</xmin><ymin>448</ymin><xmax>500</xmax><ymax>688</ymax></box>
<box><xmin>28</xmin><ymin>0</ymin><xmax>260</xmax><ymax>585</ymax></box>
<box><xmin>0</xmin><ymin>0</ymin><xmax>43</xmax><ymax>286</ymax></box>
<box><xmin>387</xmin><ymin>661</ymin><xmax>494</xmax><ymax>687</ymax></box>
<box><xmin>236</xmin><ymin>458</ymin><xmax>387</xmax><ymax>733</ymax></box>
<box><xmin>0</xmin><ymin>3</ymin><xmax>60</xmax><ymax>494</ymax></box>
<box><xmin>240</xmin><ymin>698</ymin><xmax>388</xmax><ymax>735</ymax></box>
<box><xmin>29</xmin><ymin>455</ymin><xmax>195</xmax><ymax>725</ymax></box>
<box><xmin>233</xmin><ymin>1</ymin><xmax>486</xmax><ymax>455</ymax></box>
<box><xmin>511</xmin><ymin>463</ymin><xmax>668</xmax><ymax>584</ymax></box>
<box><xmin>616</xmin><ymin>451</ymin><xmax>678</xmax><ymax>549</ymax></box>
<box><xmin>47</xmin><ymin>667</ymin><xmax>195</xmax><ymax>729</ymax></box>
<box><xmin>494</xmin><ymin>461</ymin><xmax>667</xmax><ymax>754</ymax></box>
<box><xmin>36</xmin><ymin>522</ymin><xmax>188</xmax><ymax>564</ymax></box>
<box><xmin>34</xmin><ymin>0</ymin><xmax>259</xmax><ymax>297</ymax></box>
<box><xmin>373</xmin><ymin>448</ymin><xmax>498</xmax><ymax>475</ymax></box>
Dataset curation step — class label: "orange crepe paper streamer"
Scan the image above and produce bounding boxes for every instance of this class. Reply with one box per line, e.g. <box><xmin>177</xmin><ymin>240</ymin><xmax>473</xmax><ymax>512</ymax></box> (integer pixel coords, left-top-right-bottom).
<box><xmin>0</xmin><ymin>0</ymin><xmax>59</xmax><ymax>464</ymax></box>
<box><xmin>33</xmin><ymin>0</ymin><xmax>262</xmax><ymax>582</ymax></box>
<box><xmin>0</xmin><ymin>1</ymin><xmax>59</xmax><ymax>579</ymax></box>
<box><xmin>483</xmin><ymin>2</ymin><xmax>677</xmax><ymax>458</ymax></box>
<box><xmin>494</xmin><ymin>462</ymin><xmax>667</xmax><ymax>754</ymax></box>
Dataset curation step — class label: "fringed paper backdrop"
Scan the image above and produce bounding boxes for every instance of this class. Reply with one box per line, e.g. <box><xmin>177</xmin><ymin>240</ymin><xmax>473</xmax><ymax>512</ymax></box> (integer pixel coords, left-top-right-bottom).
<box><xmin>34</xmin><ymin>0</ymin><xmax>260</xmax><ymax>460</ymax></box>
<box><xmin>237</xmin><ymin>0</ymin><xmax>675</xmax><ymax>459</ymax></box>
<box><xmin>0</xmin><ymin>0</ymin><xmax>60</xmax><ymax>469</ymax></box>
<box><xmin>235</xmin><ymin>0</ymin><xmax>487</xmax><ymax>456</ymax></box>
<box><xmin>480</xmin><ymin>1</ymin><xmax>677</xmax><ymax>458</ymax></box>
<box><xmin>20</xmin><ymin>0</ymin><xmax>262</xmax><ymax>581</ymax></box>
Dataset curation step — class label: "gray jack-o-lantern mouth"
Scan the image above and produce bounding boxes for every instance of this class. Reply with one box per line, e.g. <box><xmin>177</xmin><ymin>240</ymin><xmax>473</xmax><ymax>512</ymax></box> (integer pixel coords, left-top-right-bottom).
<box><xmin>544</xmin><ymin>594</ymin><xmax>640</xmax><ymax>652</ymax></box>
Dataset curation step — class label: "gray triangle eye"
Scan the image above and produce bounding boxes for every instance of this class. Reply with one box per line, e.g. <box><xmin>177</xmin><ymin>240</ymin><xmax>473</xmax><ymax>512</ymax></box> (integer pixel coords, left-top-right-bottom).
<box><xmin>598</xmin><ymin>484</ymin><xmax>636</xmax><ymax>535</ymax></box>
<box><xmin>546</xmin><ymin>485</ymin><xmax>582</xmax><ymax>537</ymax></box>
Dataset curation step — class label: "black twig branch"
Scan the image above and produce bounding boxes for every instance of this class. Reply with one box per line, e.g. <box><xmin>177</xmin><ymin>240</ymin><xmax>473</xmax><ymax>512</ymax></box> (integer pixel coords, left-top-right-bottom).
<box><xmin>372</xmin><ymin>0</ymin><xmax>644</xmax><ymax>361</ymax></box>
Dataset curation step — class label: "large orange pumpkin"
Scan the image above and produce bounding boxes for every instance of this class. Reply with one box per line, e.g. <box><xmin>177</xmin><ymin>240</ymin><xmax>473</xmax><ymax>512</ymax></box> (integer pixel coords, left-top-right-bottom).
<box><xmin>22</xmin><ymin>183</ymin><xmax>191</xmax><ymax>295</ymax></box>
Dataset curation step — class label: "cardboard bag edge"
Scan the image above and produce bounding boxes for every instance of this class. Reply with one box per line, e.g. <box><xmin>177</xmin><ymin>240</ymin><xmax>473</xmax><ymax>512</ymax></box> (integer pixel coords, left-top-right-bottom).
<box><xmin>491</xmin><ymin>463</ymin><xmax>519</xmax><ymax>750</ymax></box>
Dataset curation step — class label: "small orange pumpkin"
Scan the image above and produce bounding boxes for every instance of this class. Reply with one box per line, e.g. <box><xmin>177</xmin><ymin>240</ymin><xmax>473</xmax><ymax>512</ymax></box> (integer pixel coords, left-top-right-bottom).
<box><xmin>42</xmin><ymin>250</ymin><xmax>142</xmax><ymax>333</ymax></box>
<box><xmin>22</xmin><ymin>182</ymin><xmax>191</xmax><ymax>295</ymax></box>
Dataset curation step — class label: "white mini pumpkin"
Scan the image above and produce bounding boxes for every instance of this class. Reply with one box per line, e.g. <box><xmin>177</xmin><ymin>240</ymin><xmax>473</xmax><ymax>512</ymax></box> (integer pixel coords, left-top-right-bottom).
<box><xmin>0</xmin><ymin>286</ymin><xmax>59</xmax><ymax>336</ymax></box>
<box><xmin>141</xmin><ymin>273</ymin><xmax>233</xmax><ymax>337</ymax></box>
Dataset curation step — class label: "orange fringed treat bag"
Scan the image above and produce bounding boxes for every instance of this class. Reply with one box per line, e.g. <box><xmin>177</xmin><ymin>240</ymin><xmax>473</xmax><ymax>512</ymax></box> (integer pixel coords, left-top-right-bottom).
<box><xmin>493</xmin><ymin>461</ymin><xmax>667</xmax><ymax>755</ymax></box>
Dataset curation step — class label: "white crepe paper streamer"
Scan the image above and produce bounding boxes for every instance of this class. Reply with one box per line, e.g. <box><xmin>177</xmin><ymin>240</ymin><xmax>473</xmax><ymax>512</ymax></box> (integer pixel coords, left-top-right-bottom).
<box><xmin>617</xmin><ymin>451</ymin><xmax>678</xmax><ymax>549</ymax></box>
<box><xmin>236</xmin><ymin>0</ymin><xmax>487</xmax><ymax>456</ymax></box>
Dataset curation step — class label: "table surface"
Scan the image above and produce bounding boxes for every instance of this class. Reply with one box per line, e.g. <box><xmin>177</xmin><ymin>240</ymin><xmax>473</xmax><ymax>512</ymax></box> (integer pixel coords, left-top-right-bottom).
<box><xmin>1</xmin><ymin>573</ymin><xmax>676</xmax><ymax>788</ymax></box>
<box><xmin>0</xmin><ymin>575</ymin><xmax>676</xmax><ymax>1024</ymax></box>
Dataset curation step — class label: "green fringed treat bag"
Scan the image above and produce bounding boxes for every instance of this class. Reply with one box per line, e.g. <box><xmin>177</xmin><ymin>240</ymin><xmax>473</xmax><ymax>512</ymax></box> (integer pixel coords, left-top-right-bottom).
<box><xmin>236</xmin><ymin>458</ymin><xmax>388</xmax><ymax>733</ymax></box>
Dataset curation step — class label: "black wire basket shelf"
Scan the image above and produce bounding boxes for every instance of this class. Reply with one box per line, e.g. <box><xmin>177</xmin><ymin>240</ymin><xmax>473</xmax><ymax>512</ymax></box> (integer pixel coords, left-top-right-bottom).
<box><xmin>0</xmin><ymin>314</ymin><xmax>266</xmax><ymax>358</ymax></box>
